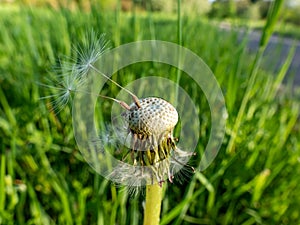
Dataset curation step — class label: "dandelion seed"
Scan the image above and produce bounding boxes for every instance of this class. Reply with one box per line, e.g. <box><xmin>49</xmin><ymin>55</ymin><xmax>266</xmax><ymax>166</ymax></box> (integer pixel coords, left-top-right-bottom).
<box><xmin>73</xmin><ymin>31</ymin><xmax>110</xmax><ymax>81</ymax></box>
<box><xmin>41</xmin><ymin>31</ymin><xmax>110</xmax><ymax>113</ymax></box>
<box><xmin>40</xmin><ymin>65</ymin><xmax>83</xmax><ymax>113</ymax></box>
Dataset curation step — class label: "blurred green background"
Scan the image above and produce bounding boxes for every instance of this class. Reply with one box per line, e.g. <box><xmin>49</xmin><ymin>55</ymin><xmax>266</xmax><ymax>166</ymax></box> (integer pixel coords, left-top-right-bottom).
<box><xmin>0</xmin><ymin>0</ymin><xmax>300</xmax><ymax>224</ymax></box>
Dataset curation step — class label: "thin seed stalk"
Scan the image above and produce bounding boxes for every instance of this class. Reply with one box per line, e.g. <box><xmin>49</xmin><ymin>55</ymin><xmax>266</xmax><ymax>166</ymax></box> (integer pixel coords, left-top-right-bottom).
<box><xmin>143</xmin><ymin>183</ymin><xmax>163</xmax><ymax>225</ymax></box>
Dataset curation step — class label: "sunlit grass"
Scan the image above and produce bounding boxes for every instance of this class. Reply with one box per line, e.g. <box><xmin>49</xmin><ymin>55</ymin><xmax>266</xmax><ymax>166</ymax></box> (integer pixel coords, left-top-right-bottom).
<box><xmin>0</xmin><ymin>2</ymin><xmax>299</xmax><ymax>225</ymax></box>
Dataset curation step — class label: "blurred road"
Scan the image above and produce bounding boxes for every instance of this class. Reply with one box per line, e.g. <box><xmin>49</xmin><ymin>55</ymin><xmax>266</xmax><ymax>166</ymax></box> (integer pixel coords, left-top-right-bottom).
<box><xmin>220</xmin><ymin>23</ymin><xmax>300</xmax><ymax>85</ymax></box>
<box><xmin>244</xmin><ymin>30</ymin><xmax>300</xmax><ymax>85</ymax></box>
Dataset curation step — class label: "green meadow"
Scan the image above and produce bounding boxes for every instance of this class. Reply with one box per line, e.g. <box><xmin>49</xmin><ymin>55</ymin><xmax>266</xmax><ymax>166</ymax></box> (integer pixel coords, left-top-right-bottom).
<box><xmin>0</xmin><ymin>2</ymin><xmax>300</xmax><ymax>225</ymax></box>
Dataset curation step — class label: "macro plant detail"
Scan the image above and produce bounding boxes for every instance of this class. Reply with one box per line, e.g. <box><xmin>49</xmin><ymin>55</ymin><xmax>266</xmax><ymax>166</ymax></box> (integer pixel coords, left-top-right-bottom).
<box><xmin>42</xmin><ymin>30</ymin><xmax>228</xmax><ymax>189</ymax></box>
<box><xmin>43</xmin><ymin>31</ymin><xmax>226</xmax><ymax>225</ymax></box>
<box><xmin>2</xmin><ymin>1</ymin><xmax>299</xmax><ymax>224</ymax></box>
<box><xmin>44</xmin><ymin>33</ymin><xmax>195</xmax><ymax>187</ymax></box>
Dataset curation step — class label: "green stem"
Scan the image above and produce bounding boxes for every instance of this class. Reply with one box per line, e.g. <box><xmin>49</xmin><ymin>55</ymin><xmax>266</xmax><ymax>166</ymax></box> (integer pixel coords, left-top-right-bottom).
<box><xmin>143</xmin><ymin>184</ymin><xmax>163</xmax><ymax>225</ymax></box>
<box><xmin>175</xmin><ymin>0</ymin><xmax>182</xmax><ymax>106</ymax></box>
<box><xmin>0</xmin><ymin>151</ymin><xmax>6</xmax><ymax>212</ymax></box>
<box><xmin>177</xmin><ymin>0</ymin><xmax>182</xmax><ymax>46</ymax></box>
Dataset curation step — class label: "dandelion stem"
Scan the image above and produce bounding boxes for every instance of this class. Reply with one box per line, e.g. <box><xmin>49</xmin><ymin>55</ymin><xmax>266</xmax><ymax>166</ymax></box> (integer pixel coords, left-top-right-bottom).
<box><xmin>143</xmin><ymin>183</ymin><xmax>163</xmax><ymax>225</ymax></box>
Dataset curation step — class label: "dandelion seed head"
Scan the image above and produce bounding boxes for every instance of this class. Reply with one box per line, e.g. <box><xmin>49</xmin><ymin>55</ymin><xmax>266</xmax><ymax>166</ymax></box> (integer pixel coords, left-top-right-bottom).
<box><xmin>108</xmin><ymin>96</ymin><xmax>195</xmax><ymax>186</ymax></box>
<box><xmin>123</xmin><ymin>97</ymin><xmax>178</xmax><ymax>137</ymax></box>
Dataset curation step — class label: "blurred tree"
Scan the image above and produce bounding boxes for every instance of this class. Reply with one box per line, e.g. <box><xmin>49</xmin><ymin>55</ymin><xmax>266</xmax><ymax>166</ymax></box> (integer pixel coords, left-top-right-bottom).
<box><xmin>258</xmin><ymin>0</ymin><xmax>271</xmax><ymax>18</ymax></box>
<box><xmin>181</xmin><ymin>0</ymin><xmax>211</xmax><ymax>15</ymax></box>
<box><xmin>208</xmin><ymin>0</ymin><xmax>273</xmax><ymax>19</ymax></box>
<box><xmin>208</xmin><ymin>0</ymin><xmax>234</xmax><ymax>18</ymax></box>
<box><xmin>285</xmin><ymin>0</ymin><xmax>300</xmax><ymax>7</ymax></box>
<box><xmin>228</xmin><ymin>0</ymin><xmax>237</xmax><ymax>16</ymax></box>
<box><xmin>135</xmin><ymin>0</ymin><xmax>211</xmax><ymax>13</ymax></box>
<box><xmin>282</xmin><ymin>5</ymin><xmax>300</xmax><ymax>25</ymax></box>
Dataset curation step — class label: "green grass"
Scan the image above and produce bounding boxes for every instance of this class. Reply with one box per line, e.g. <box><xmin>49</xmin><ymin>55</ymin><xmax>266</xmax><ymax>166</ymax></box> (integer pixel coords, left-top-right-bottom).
<box><xmin>0</xmin><ymin>2</ymin><xmax>300</xmax><ymax>225</ymax></box>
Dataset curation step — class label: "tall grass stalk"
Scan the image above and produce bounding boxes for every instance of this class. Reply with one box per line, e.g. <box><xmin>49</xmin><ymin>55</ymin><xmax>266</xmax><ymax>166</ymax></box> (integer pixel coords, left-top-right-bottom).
<box><xmin>175</xmin><ymin>0</ymin><xmax>182</xmax><ymax>105</ymax></box>
<box><xmin>226</xmin><ymin>0</ymin><xmax>285</xmax><ymax>154</ymax></box>
<box><xmin>115</xmin><ymin>0</ymin><xmax>121</xmax><ymax>47</ymax></box>
<box><xmin>0</xmin><ymin>86</ymin><xmax>16</xmax><ymax>128</ymax></box>
<box><xmin>0</xmin><ymin>152</ymin><xmax>5</xmax><ymax>212</ymax></box>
